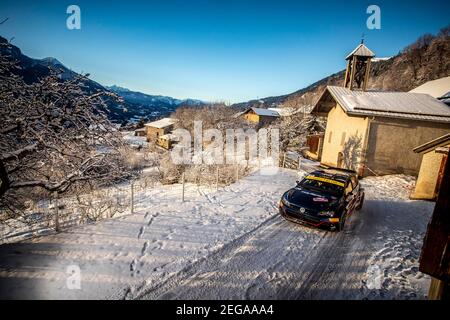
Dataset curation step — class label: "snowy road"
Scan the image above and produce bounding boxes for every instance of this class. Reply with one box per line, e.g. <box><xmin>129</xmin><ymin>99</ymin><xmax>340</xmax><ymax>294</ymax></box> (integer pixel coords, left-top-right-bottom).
<box><xmin>138</xmin><ymin>193</ymin><xmax>433</xmax><ymax>300</ymax></box>
<box><xmin>0</xmin><ymin>167</ymin><xmax>434</xmax><ymax>300</ymax></box>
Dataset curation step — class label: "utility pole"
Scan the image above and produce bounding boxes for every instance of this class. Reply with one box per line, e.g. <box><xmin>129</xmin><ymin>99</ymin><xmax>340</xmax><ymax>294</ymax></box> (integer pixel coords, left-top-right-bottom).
<box><xmin>182</xmin><ymin>172</ymin><xmax>185</xmax><ymax>202</ymax></box>
<box><xmin>216</xmin><ymin>167</ymin><xmax>219</xmax><ymax>191</ymax></box>
<box><xmin>130</xmin><ymin>181</ymin><xmax>135</xmax><ymax>214</ymax></box>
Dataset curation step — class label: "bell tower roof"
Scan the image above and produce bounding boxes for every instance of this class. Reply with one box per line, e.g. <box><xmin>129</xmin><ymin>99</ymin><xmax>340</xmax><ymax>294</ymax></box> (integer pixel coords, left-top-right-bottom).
<box><xmin>346</xmin><ymin>43</ymin><xmax>375</xmax><ymax>60</ymax></box>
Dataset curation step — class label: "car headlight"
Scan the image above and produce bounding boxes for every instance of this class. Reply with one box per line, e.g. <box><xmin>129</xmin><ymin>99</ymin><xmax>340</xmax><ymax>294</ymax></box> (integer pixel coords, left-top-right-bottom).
<box><xmin>282</xmin><ymin>196</ymin><xmax>293</xmax><ymax>207</ymax></box>
<box><xmin>318</xmin><ymin>211</ymin><xmax>335</xmax><ymax>217</ymax></box>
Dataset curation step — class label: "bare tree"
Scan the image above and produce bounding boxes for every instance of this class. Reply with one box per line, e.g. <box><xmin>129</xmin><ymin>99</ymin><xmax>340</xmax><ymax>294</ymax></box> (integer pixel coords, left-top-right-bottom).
<box><xmin>0</xmin><ymin>43</ymin><xmax>130</xmax><ymax>216</ymax></box>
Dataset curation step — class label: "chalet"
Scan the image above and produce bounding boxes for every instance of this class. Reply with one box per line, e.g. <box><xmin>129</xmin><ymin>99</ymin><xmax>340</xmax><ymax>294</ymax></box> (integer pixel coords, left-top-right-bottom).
<box><xmin>312</xmin><ymin>42</ymin><xmax>450</xmax><ymax>176</ymax></box>
<box><xmin>410</xmin><ymin>133</ymin><xmax>450</xmax><ymax>200</ymax></box>
<box><xmin>144</xmin><ymin>118</ymin><xmax>178</xmax><ymax>142</ymax></box>
<box><xmin>241</xmin><ymin>107</ymin><xmax>280</xmax><ymax>125</ymax></box>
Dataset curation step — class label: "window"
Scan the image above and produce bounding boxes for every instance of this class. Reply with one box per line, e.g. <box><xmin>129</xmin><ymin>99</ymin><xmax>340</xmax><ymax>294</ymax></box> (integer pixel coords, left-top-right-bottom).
<box><xmin>341</xmin><ymin>132</ymin><xmax>346</xmax><ymax>146</ymax></box>
<box><xmin>328</xmin><ymin>131</ymin><xmax>333</xmax><ymax>143</ymax></box>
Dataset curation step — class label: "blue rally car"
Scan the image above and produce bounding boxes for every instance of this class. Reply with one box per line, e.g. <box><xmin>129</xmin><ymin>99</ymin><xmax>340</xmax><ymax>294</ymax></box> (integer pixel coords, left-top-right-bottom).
<box><xmin>279</xmin><ymin>167</ymin><xmax>365</xmax><ymax>231</ymax></box>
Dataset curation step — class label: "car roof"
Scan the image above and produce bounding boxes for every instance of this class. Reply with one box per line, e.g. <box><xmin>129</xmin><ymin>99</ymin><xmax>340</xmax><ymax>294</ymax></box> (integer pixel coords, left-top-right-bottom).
<box><xmin>307</xmin><ymin>169</ymin><xmax>354</xmax><ymax>184</ymax></box>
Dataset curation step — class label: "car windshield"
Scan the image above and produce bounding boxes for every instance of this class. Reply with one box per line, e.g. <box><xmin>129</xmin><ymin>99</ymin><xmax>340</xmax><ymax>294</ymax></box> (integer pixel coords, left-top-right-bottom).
<box><xmin>299</xmin><ymin>177</ymin><xmax>344</xmax><ymax>196</ymax></box>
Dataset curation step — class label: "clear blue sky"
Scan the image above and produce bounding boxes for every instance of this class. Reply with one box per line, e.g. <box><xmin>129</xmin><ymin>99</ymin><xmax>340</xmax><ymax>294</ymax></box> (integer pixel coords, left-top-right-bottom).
<box><xmin>0</xmin><ymin>0</ymin><xmax>448</xmax><ymax>103</ymax></box>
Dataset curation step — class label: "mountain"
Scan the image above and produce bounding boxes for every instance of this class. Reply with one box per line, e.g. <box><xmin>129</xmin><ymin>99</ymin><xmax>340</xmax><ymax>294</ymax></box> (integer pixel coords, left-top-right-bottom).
<box><xmin>0</xmin><ymin>36</ymin><xmax>203</xmax><ymax>124</ymax></box>
<box><xmin>107</xmin><ymin>85</ymin><xmax>204</xmax><ymax>109</ymax></box>
<box><xmin>234</xmin><ymin>25</ymin><xmax>450</xmax><ymax>110</ymax></box>
<box><xmin>106</xmin><ymin>85</ymin><xmax>205</xmax><ymax>124</ymax></box>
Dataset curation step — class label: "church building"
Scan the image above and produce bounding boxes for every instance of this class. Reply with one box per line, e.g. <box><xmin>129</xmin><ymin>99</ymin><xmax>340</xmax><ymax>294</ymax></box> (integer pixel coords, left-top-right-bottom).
<box><xmin>312</xmin><ymin>42</ymin><xmax>450</xmax><ymax>176</ymax></box>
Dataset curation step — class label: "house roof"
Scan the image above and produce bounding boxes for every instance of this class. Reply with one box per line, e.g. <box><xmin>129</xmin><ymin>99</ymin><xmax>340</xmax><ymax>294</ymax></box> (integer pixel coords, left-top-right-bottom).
<box><xmin>144</xmin><ymin>118</ymin><xmax>178</xmax><ymax>129</ymax></box>
<box><xmin>312</xmin><ymin>86</ymin><xmax>450</xmax><ymax>123</ymax></box>
<box><xmin>346</xmin><ymin>43</ymin><xmax>375</xmax><ymax>60</ymax></box>
<box><xmin>409</xmin><ymin>76</ymin><xmax>450</xmax><ymax>99</ymax></box>
<box><xmin>246</xmin><ymin>107</ymin><xmax>280</xmax><ymax>117</ymax></box>
<box><xmin>268</xmin><ymin>107</ymin><xmax>304</xmax><ymax>117</ymax></box>
<box><xmin>413</xmin><ymin>133</ymin><xmax>450</xmax><ymax>154</ymax></box>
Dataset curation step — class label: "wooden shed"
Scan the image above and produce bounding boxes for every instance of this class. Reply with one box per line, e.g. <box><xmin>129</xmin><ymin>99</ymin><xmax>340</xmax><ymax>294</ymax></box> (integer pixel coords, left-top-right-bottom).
<box><xmin>411</xmin><ymin>133</ymin><xmax>450</xmax><ymax>200</ymax></box>
<box><xmin>241</xmin><ymin>107</ymin><xmax>280</xmax><ymax>125</ymax></box>
<box><xmin>304</xmin><ymin>134</ymin><xmax>325</xmax><ymax>161</ymax></box>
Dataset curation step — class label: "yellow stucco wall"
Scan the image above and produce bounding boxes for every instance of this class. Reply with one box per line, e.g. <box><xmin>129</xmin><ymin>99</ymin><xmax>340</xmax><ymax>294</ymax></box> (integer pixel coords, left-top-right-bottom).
<box><xmin>321</xmin><ymin>103</ymin><xmax>369</xmax><ymax>173</ymax></box>
<box><xmin>411</xmin><ymin>145</ymin><xmax>449</xmax><ymax>200</ymax></box>
<box><xmin>366</xmin><ymin>118</ymin><xmax>450</xmax><ymax>176</ymax></box>
<box><xmin>243</xmin><ymin>112</ymin><xmax>260</xmax><ymax>123</ymax></box>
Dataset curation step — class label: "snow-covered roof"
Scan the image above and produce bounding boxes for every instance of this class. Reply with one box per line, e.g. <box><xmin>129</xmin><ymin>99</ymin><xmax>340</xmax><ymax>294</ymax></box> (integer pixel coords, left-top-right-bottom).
<box><xmin>313</xmin><ymin>86</ymin><xmax>450</xmax><ymax>123</ymax></box>
<box><xmin>346</xmin><ymin>43</ymin><xmax>375</xmax><ymax>60</ymax></box>
<box><xmin>144</xmin><ymin>118</ymin><xmax>178</xmax><ymax>129</ymax></box>
<box><xmin>268</xmin><ymin>107</ymin><xmax>303</xmax><ymax>117</ymax></box>
<box><xmin>410</xmin><ymin>76</ymin><xmax>450</xmax><ymax>99</ymax></box>
<box><xmin>372</xmin><ymin>57</ymin><xmax>392</xmax><ymax>63</ymax></box>
<box><xmin>247</xmin><ymin>107</ymin><xmax>280</xmax><ymax>117</ymax></box>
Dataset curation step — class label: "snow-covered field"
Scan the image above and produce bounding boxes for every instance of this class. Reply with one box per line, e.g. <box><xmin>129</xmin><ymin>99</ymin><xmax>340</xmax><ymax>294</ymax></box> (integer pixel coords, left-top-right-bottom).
<box><xmin>0</xmin><ymin>168</ymin><xmax>434</xmax><ymax>300</ymax></box>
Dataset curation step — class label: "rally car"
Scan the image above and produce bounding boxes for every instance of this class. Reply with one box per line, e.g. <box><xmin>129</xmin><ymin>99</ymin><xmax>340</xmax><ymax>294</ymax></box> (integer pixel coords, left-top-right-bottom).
<box><xmin>279</xmin><ymin>167</ymin><xmax>364</xmax><ymax>231</ymax></box>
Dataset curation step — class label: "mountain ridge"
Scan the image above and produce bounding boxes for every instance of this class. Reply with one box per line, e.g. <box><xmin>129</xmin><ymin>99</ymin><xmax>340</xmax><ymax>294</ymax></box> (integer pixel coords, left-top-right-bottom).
<box><xmin>0</xmin><ymin>35</ymin><xmax>204</xmax><ymax>124</ymax></box>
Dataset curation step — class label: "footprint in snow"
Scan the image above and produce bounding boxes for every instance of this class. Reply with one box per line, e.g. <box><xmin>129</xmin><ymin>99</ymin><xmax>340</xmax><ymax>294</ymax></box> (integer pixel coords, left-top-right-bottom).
<box><xmin>130</xmin><ymin>259</ymin><xmax>137</xmax><ymax>272</ymax></box>
<box><xmin>141</xmin><ymin>241</ymin><xmax>150</xmax><ymax>256</ymax></box>
<box><xmin>138</xmin><ymin>226</ymin><xmax>146</xmax><ymax>239</ymax></box>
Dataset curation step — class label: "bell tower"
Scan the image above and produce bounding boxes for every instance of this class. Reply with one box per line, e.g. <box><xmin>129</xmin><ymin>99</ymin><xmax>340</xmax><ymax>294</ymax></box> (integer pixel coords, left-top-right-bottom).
<box><xmin>343</xmin><ymin>41</ymin><xmax>375</xmax><ymax>91</ymax></box>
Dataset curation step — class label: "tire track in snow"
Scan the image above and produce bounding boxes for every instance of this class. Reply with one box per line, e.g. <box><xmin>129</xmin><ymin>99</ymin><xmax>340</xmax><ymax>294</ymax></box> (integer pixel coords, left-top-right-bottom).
<box><xmin>134</xmin><ymin>215</ymin><xmax>326</xmax><ymax>300</ymax></box>
<box><xmin>136</xmin><ymin>207</ymin><xmax>374</xmax><ymax>300</ymax></box>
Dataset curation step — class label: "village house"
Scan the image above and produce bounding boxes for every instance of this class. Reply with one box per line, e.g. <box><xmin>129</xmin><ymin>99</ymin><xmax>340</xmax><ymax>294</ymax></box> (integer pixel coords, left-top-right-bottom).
<box><xmin>134</xmin><ymin>128</ymin><xmax>147</xmax><ymax>137</ymax></box>
<box><xmin>144</xmin><ymin>118</ymin><xmax>178</xmax><ymax>142</ymax></box>
<box><xmin>410</xmin><ymin>133</ymin><xmax>450</xmax><ymax>201</ymax></box>
<box><xmin>240</xmin><ymin>107</ymin><xmax>280</xmax><ymax>126</ymax></box>
<box><xmin>312</xmin><ymin>43</ymin><xmax>450</xmax><ymax>176</ymax></box>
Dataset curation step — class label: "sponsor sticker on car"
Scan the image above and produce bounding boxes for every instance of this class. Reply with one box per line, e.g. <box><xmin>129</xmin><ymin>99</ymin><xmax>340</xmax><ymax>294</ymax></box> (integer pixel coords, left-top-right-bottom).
<box><xmin>305</xmin><ymin>175</ymin><xmax>345</xmax><ymax>187</ymax></box>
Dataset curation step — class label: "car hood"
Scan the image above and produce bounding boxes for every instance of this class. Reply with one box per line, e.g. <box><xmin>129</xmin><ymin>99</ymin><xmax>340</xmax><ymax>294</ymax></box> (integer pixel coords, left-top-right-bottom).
<box><xmin>285</xmin><ymin>187</ymin><xmax>340</xmax><ymax>212</ymax></box>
